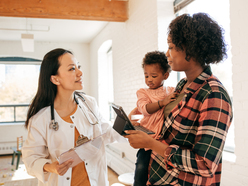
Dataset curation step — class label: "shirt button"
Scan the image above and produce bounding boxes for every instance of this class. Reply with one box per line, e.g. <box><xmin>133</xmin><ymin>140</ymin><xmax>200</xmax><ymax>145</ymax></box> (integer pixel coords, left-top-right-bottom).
<box><xmin>66</xmin><ymin>177</ymin><xmax>70</xmax><ymax>180</ymax></box>
<box><xmin>72</xmin><ymin>116</ymin><xmax>74</xmax><ymax>119</ymax></box>
<box><xmin>70</xmin><ymin>125</ymin><xmax>74</xmax><ymax>128</ymax></box>
<box><xmin>85</xmin><ymin>163</ymin><xmax>88</xmax><ymax>165</ymax></box>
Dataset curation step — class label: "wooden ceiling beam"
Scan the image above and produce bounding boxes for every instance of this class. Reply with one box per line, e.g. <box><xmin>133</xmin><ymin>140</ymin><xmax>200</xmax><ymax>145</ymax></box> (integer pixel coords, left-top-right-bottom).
<box><xmin>0</xmin><ymin>0</ymin><xmax>128</xmax><ymax>22</ymax></box>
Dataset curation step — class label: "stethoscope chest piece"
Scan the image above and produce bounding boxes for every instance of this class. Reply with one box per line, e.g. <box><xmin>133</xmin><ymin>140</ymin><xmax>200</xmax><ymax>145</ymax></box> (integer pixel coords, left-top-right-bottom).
<box><xmin>50</xmin><ymin>120</ymin><xmax>59</xmax><ymax>131</ymax></box>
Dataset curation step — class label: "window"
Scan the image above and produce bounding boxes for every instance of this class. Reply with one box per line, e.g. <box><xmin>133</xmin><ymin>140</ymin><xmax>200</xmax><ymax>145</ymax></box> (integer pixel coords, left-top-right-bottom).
<box><xmin>175</xmin><ymin>0</ymin><xmax>234</xmax><ymax>152</ymax></box>
<box><xmin>98</xmin><ymin>40</ymin><xmax>114</xmax><ymax>123</ymax></box>
<box><xmin>0</xmin><ymin>57</ymin><xmax>41</xmax><ymax>123</ymax></box>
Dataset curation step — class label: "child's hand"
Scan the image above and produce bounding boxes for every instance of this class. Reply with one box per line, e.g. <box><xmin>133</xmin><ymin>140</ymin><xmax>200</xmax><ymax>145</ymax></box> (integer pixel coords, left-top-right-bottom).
<box><xmin>161</xmin><ymin>92</ymin><xmax>178</xmax><ymax>107</ymax></box>
<box><xmin>128</xmin><ymin>107</ymin><xmax>142</xmax><ymax>126</ymax></box>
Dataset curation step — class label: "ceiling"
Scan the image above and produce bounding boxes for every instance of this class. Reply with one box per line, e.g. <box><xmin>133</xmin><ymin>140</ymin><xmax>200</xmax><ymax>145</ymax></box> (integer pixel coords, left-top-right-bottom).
<box><xmin>0</xmin><ymin>16</ymin><xmax>108</xmax><ymax>43</ymax></box>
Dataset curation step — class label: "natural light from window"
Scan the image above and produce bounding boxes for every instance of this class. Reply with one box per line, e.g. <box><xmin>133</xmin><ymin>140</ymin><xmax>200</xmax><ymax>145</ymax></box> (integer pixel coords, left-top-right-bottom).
<box><xmin>0</xmin><ymin>64</ymin><xmax>40</xmax><ymax>123</ymax></box>
<box><xmin>98</xmin><ymin>40</ymin><xmax>114</xmax><ymax>124</ymax></box>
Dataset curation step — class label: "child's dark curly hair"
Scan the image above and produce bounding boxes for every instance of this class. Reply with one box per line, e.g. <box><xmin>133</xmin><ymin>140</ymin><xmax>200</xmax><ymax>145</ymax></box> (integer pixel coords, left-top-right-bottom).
<box><xmin>168</xmin><ymin>13</ymin><xmax>227</xmax><ymax>67</ymax></box>
<box><xmin>142</xmin><ymin>51</ymin><xmax>171</xmax><ymax>74</ymax></box>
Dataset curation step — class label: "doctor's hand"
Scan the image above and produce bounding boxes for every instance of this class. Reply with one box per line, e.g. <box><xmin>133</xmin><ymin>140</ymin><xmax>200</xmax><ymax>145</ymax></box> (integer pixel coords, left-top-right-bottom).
<box><xmin>124</xmin><ymin>130</ymin><xmax>154</xmax><ymax>149</ymax></box>
<box><xmin>43</xmin><ymin>159</ymin><xmax>74</xmax><ymax>176</ymax></box>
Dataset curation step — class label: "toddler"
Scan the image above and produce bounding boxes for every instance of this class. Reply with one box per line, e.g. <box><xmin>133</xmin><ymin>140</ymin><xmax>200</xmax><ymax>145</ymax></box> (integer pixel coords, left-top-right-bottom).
<box><xmin>134</xmin><ymin>51</ymin><xmax>177</xmax><ymax>186</ymax></box>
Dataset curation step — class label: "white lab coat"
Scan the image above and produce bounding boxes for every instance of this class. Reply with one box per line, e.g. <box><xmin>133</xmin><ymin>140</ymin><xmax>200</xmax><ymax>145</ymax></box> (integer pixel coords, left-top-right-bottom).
<box><xmin>22</xmin><ymin>94</ymin><xmax>126</xmax><ymax>186</ymax></box>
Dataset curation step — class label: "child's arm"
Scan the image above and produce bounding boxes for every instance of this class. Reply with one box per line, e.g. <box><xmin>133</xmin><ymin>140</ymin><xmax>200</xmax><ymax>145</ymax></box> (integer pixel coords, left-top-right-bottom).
<box><xmin>146</xmin><ymin>92</ymin><xmax>178</xmax><ymax>114</ymax></box>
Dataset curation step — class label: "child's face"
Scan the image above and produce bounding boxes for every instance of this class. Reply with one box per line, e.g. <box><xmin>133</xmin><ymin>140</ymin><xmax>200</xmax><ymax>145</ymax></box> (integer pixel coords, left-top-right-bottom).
<box><xmin>144</xmin><ymin>64</ymin><xmax>167</xmax><ymax>89</ymax></box>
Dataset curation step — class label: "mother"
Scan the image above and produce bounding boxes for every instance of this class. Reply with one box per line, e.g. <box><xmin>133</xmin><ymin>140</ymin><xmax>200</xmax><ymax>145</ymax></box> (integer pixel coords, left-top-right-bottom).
<box><xmin>126</xmin><ymin>13</ymin><xmax>232</xmax><ymax>186</ymax></box>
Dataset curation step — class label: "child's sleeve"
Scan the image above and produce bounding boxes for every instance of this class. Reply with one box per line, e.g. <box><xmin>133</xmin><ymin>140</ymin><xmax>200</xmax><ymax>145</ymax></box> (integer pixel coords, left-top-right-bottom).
<box><xmin>136</xmin><ymin>88</ymin><xmax>151</xmax><ymax>116</ymax></box>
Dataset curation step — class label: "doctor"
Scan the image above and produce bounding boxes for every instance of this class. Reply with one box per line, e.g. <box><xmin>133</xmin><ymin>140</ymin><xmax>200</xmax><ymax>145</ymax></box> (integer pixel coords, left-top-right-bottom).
<box><xmin>22</xmin><ymin>48</ymin><xmax>125</xmax><ymax>186</ymax></box>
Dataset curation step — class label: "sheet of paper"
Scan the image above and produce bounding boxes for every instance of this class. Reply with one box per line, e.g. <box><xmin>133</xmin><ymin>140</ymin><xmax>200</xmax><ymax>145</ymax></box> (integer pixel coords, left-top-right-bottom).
<box><xmin>90</xmin><ymin>135</ymin><xmax>102</xmax><ymax>149</ymax></box>
<box><xmin>59</xmin><ymin>149</ymin><xmax>83</xmax><ymax>168</ymax></box>
<box><xmin>58</xmin><ymin>135</ymin><xmax>103</xmax><ymax>167</ymax></box>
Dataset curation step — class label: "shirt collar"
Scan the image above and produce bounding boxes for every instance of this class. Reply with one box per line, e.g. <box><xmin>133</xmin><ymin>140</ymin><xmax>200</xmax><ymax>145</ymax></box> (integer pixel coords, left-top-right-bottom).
<box><xmin>175</xmin><ymin>66</ymin><xmax>212</xmax><ymax>95</ymax></box>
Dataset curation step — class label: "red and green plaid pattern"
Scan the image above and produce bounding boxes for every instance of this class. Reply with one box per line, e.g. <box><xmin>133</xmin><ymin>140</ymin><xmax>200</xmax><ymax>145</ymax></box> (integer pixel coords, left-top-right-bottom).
<box><xmin>148</xmin><ymin>67</ymin><xmax>233</xmax><ymax>186</ymax></box>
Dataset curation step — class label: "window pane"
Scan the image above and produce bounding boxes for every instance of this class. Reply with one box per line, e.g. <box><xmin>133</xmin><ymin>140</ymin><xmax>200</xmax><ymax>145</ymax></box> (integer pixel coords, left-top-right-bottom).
<box><xmin>98</xmin><ymin>40</ymin><xmax>114</xmax><ymax>124</ymax></box>
<box><xmin>0</xmin><ymin>107</ymin><xmax>13</xmax><ymax>122</ymax></box>
<box><xmin>0</xmin><ymin>64</ymin><xmax>40</xmax><ymax>122</ymax></box>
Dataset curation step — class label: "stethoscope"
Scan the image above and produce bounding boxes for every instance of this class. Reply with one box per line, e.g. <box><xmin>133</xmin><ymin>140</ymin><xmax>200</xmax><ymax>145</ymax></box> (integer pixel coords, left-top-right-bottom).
<box><xmin>49</xmin><ymin>92</ymin><xmax>99</xmax><ymax>131</ymax></box>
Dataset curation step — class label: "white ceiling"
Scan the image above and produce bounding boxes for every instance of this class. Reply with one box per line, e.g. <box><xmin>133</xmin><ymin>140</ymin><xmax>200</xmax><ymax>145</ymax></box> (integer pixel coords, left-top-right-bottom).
<box><xmin>0</xmin><ymin>16</ymin><xmax>108</xmax><ymax>43</ymax></box>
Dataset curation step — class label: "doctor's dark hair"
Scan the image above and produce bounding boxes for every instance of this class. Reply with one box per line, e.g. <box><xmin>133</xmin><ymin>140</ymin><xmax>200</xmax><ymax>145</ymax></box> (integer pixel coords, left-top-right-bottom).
<box><xmin>142</xmin><ymin>51</ymin><xmax>171</xmax><ymax>74</ymax></box>
<box><xmin>25</xmin><ymin>48</ymin><xmax>73</xmax><ymax>128</ymax></box>
<box><xmin>168</xmin><ymin>13</ymin><xmax>227</xmax><ymax>67</ymax></box>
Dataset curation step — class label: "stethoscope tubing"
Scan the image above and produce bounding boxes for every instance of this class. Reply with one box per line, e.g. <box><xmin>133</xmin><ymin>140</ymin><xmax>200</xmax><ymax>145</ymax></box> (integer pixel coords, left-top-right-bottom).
<box><xmin>50</xmin><ymin>92</ymin><xmax>99</xmax><ymax>131</ymax></box>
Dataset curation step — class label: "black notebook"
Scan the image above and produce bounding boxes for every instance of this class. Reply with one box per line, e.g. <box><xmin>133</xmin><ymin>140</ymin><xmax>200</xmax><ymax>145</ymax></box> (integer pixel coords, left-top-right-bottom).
<box><xmin>112</xmin><ymin>103</ymin><xmax>155</xmax><ymax>135</ymax></box>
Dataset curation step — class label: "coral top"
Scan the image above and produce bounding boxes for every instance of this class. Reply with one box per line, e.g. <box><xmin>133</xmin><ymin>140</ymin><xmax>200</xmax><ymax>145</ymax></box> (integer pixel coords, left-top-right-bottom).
<box><xmin>136</xmin><ymin>86</ymin><xmax>175</xmax><ymax>140</ymax></box>
<box><xmin>61</xmin><ymin>105</ymin><xmax>91</xmax><ymax>186</ymax></box>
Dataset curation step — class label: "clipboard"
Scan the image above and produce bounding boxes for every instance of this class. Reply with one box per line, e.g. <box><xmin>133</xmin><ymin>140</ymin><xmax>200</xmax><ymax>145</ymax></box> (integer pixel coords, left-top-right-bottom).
<box><xmin>58</xmin><ymin>135</ymin><xmax>102</xmax><ymax>167</ymax></box>
<box><xmin>59</xmin><ymin>148</ymin><xmax>83</xmax><ymax>168</ymax></box>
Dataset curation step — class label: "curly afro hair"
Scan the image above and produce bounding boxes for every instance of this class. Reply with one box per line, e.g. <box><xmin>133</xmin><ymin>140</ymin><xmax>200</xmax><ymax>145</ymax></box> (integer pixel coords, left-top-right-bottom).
<box><xmin>168</xmin><ymin>13</ymin><xmax>227</xmax><ymax>67</ymax></box>
<box><xmin>142</xmin><ymin>51</ymin><xmax>171</xmax><ymax>74</ymax></box>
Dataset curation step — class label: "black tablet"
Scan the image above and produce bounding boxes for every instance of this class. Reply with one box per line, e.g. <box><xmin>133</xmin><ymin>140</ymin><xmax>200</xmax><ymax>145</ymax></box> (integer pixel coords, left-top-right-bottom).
<box><xmin>112</xmin><ymin>103</ymin><xmax>155</xmax><ymax>135</ymax></box>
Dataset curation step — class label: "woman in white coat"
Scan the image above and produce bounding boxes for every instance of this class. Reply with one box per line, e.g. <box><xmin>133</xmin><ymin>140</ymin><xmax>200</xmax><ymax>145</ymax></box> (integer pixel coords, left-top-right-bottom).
<box><xmin>22</xmin><ymin>48</ymin><xmax>125</xmax><ymax>186</ymax></box>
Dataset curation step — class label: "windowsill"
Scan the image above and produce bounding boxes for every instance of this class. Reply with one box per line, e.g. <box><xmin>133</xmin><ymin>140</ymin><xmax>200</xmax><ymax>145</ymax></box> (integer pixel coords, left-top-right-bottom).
<box><xmin>0</xmin><ymin>122</ymin><xmax>25</xmax><ymax>126</ymax></box>
<box><xmin>223</xmin><ymin>150</ymin><xmax>236</xmax><ymax>162</ymax></box>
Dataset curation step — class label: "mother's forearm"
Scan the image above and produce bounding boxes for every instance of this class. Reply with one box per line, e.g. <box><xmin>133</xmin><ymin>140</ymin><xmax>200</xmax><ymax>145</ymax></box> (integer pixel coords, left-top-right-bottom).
<box><xmin>149</xmin><ymin>138</ymin><xmax>169</xmax><ymax>157</ymax></box>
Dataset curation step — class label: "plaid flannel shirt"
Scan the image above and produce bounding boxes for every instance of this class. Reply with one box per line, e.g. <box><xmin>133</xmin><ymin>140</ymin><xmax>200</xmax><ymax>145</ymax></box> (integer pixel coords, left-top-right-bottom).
<box><xmin>148</xmin><ymin>67</ymin><xmax>233</xmax><ymax>186</ymax></box>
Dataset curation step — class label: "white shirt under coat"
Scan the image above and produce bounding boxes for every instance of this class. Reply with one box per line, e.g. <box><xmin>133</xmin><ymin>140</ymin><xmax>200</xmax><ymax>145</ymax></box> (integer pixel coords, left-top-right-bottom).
<box><xmin>22</xmin><ymin>94</ymin><xmax>126</xmax><ymax>186</ymax></box>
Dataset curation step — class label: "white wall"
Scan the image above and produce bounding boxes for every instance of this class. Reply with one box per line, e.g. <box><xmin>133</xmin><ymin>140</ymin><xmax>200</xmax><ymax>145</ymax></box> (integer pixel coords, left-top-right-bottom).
<box><xmin>221</xmin><ymin>0</ymin><xmax>248</xmax><ymax>185</ymax></box>
<box><xmin>157</xmin><ymin>0</ymin><xmax>180</xmax><ymax>87</ymax></box>
<box><xmin>157</xmin><ymin>0</ymin><xmax>174</xmax><ymax>52</ymax></box>
<box><xmin>0</xmin><ymin>124</ymin><xmax>27</xmax><ymax>154</ymax></box>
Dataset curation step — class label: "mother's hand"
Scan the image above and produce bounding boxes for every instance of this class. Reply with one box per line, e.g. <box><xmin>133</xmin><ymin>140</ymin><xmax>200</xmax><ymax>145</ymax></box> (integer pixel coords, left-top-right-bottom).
<box><xmin>124</xmin><ymin>130</ymin><xmax>154</xmax><ymax>149</ymax></box>
<box><xmin>124</xmin><ymin>130</ymin><xmax>169</xmax><ymax>157</ymax></box>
